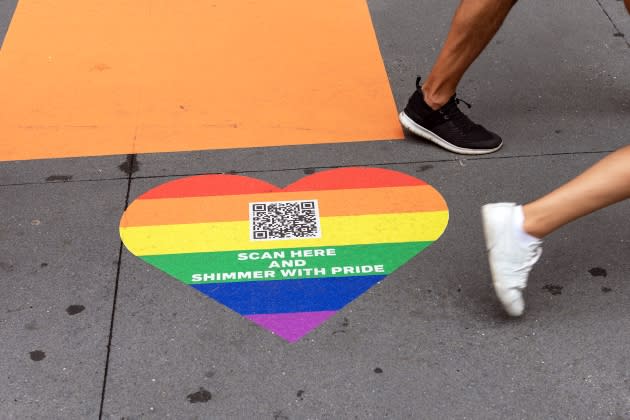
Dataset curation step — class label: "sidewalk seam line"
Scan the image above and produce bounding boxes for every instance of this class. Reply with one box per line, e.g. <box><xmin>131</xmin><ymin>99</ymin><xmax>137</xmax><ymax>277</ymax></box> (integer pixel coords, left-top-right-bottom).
<box><xmin>0</xmin><ymin>176</ymin><xmax>129</xmax><ymax>188</ymax></box>
<box><xmin>128</xmin><ymin>149</ymin><xmax>616</xmax><ymax>180</ymax></box>
<box><xmin>0</xmin><ymin>149</ymin><xmax>617</xmax><ymax>188</ymax></box>
<box><xmin>98</xmin><ymin>154</ymin><xmax>136</xmax><ymax>420</ymax></box>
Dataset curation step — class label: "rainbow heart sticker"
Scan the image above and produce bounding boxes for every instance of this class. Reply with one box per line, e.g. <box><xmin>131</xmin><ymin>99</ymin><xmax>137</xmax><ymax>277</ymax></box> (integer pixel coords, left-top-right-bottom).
<box><xmin>120</xmin><ymin>168</ymin><xmax>449</xmax><ymax>342</ymax></box>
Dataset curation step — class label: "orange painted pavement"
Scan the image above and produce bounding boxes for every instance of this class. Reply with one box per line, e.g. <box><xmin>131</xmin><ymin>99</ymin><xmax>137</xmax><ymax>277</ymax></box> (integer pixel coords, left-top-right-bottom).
<box><xmin>120</xmin><ymin>185</ymin><xmax>448</xmax><ymax>227</ymax></box>
<box><xmin>0</xmin><ymin>0</ymin><xmax>403</xmax><ymax>161</ymax></box>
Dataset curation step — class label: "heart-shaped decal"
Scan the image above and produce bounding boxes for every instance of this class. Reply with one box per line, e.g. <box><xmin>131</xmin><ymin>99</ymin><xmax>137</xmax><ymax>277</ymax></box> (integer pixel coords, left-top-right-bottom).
<box><xmin>120</xmin><ymin>168</ymin><xmax>449</xmax><ymax>342</ymax></box>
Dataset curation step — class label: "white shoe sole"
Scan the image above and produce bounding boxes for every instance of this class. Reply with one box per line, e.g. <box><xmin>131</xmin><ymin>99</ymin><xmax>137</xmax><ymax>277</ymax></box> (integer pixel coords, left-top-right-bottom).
<box><xmin>399</xmin><ymin>111</ymin><xmax>503</xmax><ymax>155</ymax></box>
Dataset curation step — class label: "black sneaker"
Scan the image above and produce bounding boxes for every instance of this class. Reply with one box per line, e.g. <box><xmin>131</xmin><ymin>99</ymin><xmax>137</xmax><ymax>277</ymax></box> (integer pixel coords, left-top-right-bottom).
<box><xmin>399</xmin><ymin>77</ymin><xmax>503</xmax><ymax>155</ymax></box>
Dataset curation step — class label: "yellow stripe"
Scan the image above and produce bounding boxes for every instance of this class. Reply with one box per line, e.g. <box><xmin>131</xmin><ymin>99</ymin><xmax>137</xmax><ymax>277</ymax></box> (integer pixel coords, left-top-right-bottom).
<box><xmin>120</xmin><ymin>211</ymin><xmax>449</xmax><ymax>256</ymax></box>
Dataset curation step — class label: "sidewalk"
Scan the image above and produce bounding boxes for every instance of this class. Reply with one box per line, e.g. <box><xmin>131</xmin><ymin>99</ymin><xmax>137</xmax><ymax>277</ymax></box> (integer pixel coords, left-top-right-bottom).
<box><xmin>1</xmin><ymin>0</ymin><xmax>629</xmax><ymax>418</ymax></box>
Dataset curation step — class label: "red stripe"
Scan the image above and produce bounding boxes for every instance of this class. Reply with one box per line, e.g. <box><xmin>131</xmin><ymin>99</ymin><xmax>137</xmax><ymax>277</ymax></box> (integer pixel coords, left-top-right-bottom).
<box><xmin>284</xmin><ymin>167</ymin><xmax>426</xmax><ymax>192</ymax></box>
<box><xmin>139</xmin><ymin>174</ymin><xmax>280</xmax><ymax>199</ymax></box>
<box><xmin>139</xmin><ymin>168</ymin><xmax>426</xmax><ymax>199</ymax></box>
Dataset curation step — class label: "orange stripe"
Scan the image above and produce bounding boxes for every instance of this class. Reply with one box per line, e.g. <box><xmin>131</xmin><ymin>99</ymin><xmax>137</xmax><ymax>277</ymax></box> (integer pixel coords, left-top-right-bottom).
<box><xmin>0</xmin><ymin>0</ymin><xmax>401</xmax><ymax>161</ymax></box>
<box><xmin>121</xmin><ymin>185</ymin><xmax>447</xmax><ymax>227</ymax></box>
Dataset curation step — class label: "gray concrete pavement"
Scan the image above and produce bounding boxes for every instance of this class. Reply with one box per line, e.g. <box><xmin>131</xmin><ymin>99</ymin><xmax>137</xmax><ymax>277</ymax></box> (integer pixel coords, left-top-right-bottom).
<box><xmin>1</xmin><ymin>0</ymin><xmax>629</xmax><ymax>419</ymax></box>
<box><xmin>0</xmin><ymin>181</ymin><xmax>128</xmax><ymax>418</ymax></box>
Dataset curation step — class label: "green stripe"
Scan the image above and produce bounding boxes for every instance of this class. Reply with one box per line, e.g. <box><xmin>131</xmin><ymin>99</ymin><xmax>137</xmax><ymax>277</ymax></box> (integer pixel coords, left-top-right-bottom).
<box><xmin>141</xmin><ymin>242</ymin><xmax>431</xmax><ymax>284</ymax></box>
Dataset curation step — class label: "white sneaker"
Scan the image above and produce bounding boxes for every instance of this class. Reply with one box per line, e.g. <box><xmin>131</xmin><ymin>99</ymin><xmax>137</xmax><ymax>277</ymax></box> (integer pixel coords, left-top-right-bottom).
<box><xmin>481</xmin><ymin>203</ymin><xmax>543</xmax><ymax>316</ymax></box>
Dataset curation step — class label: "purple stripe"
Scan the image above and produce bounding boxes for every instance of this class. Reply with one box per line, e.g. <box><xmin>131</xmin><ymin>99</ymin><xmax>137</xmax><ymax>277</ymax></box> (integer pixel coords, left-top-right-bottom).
<box><xmin>245</xmin><ymin>311</ymin><xmax>337</xmax><ymax>343</ymax></box>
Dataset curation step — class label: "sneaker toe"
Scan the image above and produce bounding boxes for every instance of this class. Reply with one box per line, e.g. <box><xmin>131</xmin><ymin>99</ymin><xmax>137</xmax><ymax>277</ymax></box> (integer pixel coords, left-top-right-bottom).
<box><xmin>475</xmin><ymin>131</ymin><xmax>503</xmax><ymax>150</ymax></box>
<box><xmin>495</xmin><ymin>287</ymin><xmax>525</xmax><ymax>317</ymax></box>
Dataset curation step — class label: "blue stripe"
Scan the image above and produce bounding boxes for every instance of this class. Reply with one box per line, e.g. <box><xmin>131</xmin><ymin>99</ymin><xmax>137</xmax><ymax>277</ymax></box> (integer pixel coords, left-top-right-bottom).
<box><xmin>192</xmin><ymin>275</ymin><xmax>385</xmax><ymax>315</ymax></box>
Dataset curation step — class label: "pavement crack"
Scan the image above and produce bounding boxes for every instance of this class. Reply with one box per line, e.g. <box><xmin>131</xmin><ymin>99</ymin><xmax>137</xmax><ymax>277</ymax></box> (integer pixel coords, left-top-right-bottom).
<box><xmin>594</xmin><ymin>0</ymin><xmax>630</xmax><ymax>48</ymax></box>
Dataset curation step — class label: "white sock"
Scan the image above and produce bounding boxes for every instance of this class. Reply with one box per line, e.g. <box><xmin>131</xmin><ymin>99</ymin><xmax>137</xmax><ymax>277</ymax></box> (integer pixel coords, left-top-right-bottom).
<box><xmin>513</xmin><ymin>205</ymin><xmax>541</xmax><ymax>245</ymax></box>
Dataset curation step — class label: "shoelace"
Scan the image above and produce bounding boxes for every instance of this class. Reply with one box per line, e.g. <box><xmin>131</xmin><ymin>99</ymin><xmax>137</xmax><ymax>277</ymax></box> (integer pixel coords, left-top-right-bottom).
<box><xmin>506</xmin><ymin>245</ymin><xmax>542</xmax><ymax>291</ymax></box>
<box><xmin>439</xmin><ymin>98</ymin><xmax>477</xmax><ymax>133</ymax></box>
<box><xmin>455</xmin><ymin>97</ymin><xmax>472</xmax><ymax>109</ymax></box>
<box><xmin>515</xmin><ymin>243</ymin><xmax>543</xmax><ymax>275</ymax></box>
<box><xmin>415</xmin><ymin>76</ymin><xmax>477</xmax><ymax>133</ymax></box>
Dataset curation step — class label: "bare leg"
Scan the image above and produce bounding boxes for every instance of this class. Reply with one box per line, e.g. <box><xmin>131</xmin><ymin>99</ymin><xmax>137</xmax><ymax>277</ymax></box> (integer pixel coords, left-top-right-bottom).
<box><xmin>523</xmin><ymin>146</ymin><xmax>630</xmax><ymax>238</ymax></box>
<box><xmin>422</xmin><ymin>0</ymin><xmax>518</xmax><ymax>110</ymax></box>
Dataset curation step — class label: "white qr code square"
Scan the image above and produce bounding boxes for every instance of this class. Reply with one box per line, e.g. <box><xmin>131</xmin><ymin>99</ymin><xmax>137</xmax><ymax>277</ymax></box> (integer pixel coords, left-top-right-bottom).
<box><xmin>249</xmin><ymin>200</ymin><xmax>321</xmax><ymax>241</ymax></box>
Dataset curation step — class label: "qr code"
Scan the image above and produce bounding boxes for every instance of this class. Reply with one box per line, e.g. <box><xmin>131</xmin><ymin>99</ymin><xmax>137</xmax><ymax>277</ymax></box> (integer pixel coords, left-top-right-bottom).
<box><xmin>249</xmin><ymin>200</ymin><xmax>321</xmax><ymax>241</ymax></box>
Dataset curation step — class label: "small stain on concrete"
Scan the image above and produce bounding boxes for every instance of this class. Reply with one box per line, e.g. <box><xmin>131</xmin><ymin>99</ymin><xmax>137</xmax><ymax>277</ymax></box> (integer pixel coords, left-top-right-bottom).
<box><xmin>601</xmin><ymin>287</ymin><xmax>612</xmax><ymax>293</ymax></box>
<box><xmin>186</xmin><ymin>387</ymin><xmax>212</xmax><ymax>403</ymax></box>
<box><xmin>589</xmin><ymin>267</ymin><xmax>607</xmax><ymax>277</ymax></box>
<box><xmin>46</xmin><ymin>175</ymin><xmax>73</xmax><ymax>182</ymax></box>
<box><xmin>29</xmin><ymin>350</ymin><xmax>46</xmax><ymax>361</ymax></box>
<box><xmin>542</xmin><ymin>284</ymin><xmax>563</xmax><ymax>295</ymax></box>
<box><xmin>66</xmin><ymin>305</ymin><xmax>85</xmax><ymax>316</ymax></box>
<box><xmin>118</xmin><ymin>155</ymin><xmax>139</xmax><ymax>175</ymax></box>
<box><xmin>332</xmin><ymin>317</ymin><xmax>350</xmax><ymax>335</ymax></box>
<box><xmin>273</xmin><ymin>411</ymin><xmax>289</xmax><ymax>420</ymax></box>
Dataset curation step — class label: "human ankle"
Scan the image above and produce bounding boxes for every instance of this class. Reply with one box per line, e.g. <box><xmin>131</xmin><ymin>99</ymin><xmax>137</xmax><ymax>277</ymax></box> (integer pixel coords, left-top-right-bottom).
<box><xmin>522</xmin><ymin>205</ymin><xmax>546</xmax><ymax>239</ymax></box>
<box><xmin>420</xmin><ymin>85</ymin><xmax>450</xmax><ymax>110</ymax></box>
<box><xmin>514</xmin><ymin>205</ymin><xmax>541</xmax><ymax>245</ymax></box>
